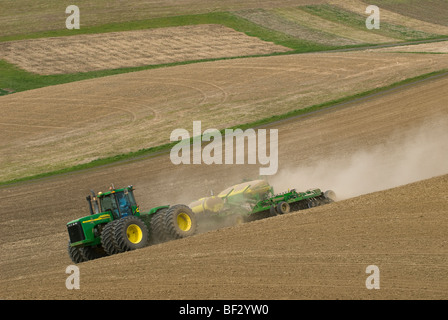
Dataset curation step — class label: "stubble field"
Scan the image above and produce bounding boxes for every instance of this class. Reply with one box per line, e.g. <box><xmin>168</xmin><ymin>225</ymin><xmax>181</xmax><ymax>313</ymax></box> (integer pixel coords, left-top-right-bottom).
<box><xmin>1</xmin><ymin>46</ymin><xmax>448</xmax><ymax>183</ymax></box>
<box><xmin>0</xmin><ymin>0</ymin><xmax>447</xmax><ymax>301</ymax></box>
<box><xmin>1</xmin><ymin>73</ymin><xmax>447</xmax><ymax>299</ymax></box>
<box><xmin>0</xmin><ymin>24</ymin><xmax>291</xmax><ymax>75</ymax></box>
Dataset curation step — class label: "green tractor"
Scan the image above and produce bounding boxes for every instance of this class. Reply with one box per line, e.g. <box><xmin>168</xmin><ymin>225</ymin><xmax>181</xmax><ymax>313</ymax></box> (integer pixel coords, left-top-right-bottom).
<box><xmin>66</xmin><ymin>185</ymin><xmax>197</xmax><ymax>263</ymax></box>
<box><xmin>188</xmin><ymin>179</ymin><xmax>336</xmax><ymax>226</ymax></box>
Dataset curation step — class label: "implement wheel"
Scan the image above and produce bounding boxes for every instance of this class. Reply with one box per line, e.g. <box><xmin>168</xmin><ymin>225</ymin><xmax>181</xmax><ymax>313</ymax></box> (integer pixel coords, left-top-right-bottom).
<box><xmin>276</xmin><ymin>201</ymin><xmax>290</xmax><ymax>215</ymax></box>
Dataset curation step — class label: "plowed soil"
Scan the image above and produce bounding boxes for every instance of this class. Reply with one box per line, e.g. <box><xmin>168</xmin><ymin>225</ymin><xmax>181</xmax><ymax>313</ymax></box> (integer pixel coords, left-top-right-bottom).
<box><xmin>0</xmin><ymin>0</ymin><xmax>326</xmax><ymax>37</ymax></box>
<box><xmin>1</xmin><ymin>73</ymin><xmax>447</xmax><ymax>300</ymax></box>
<box><xmin>368</xmin><ymin>40</ymin><xmax>448</xmax><ymax>53</ymax></box>
<box><xmin>1</xmin><ymin>49</ymin><xmax>448</xmax><ymax>182</ymax></box>
<box><xmin>330</xmin><ymin>0</ymin><xmax>448</xmax><ymax>34</ymax></box>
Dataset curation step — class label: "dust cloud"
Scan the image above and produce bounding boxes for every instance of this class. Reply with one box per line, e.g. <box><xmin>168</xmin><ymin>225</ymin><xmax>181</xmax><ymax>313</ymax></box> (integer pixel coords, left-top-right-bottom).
<box><xmin>270</xmin><ymin>117</ymin><xmax>448</xmax><ymax>200</ymax></box>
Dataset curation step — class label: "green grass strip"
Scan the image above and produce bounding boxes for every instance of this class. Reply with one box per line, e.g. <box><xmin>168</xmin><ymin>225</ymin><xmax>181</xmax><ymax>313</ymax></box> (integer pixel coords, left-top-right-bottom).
<box><xmin>0</xmin><ymin>56</ymin><xmax>275</xmax><ymax>96</ymax></box>
<box><xmin>1</xmin><ymin>69</ymin><xmax>446</xmax><ymax>187</ymax></box>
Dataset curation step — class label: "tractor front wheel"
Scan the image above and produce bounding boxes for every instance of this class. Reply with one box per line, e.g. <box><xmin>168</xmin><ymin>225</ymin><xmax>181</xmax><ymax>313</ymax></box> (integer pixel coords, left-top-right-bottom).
<box><xmin>80</xmin><ymin>245</ymin><xmax>107</xmax><ymax>261</ymax></box>
<box><xmin>101</xmin><ymin>220</ymin><xmax>121</xmax><ymax>255</ymax></box>
<box><xmin>68</xmin><ymin>242</ymin><xmax>87</xmax><ymax>264</ymax></box>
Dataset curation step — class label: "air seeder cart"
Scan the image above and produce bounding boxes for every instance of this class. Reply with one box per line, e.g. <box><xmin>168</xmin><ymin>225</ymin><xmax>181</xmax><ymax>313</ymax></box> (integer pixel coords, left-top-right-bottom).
<box><xmin>188</xmin><ymin>179</ymin><xmax>335</xmax><ymax>225</ymax></box>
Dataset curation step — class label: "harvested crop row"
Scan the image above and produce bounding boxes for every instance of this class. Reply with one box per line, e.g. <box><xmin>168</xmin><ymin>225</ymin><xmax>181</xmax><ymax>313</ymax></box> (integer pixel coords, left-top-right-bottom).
<box><xmin>0</xmin><ymin>24</ymin><xmax>291</xmax><ymax>75</ymax></box>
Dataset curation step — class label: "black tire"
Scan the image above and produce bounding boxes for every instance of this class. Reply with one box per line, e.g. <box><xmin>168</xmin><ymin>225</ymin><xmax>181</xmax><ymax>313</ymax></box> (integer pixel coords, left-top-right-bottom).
<box><xmin>164</xmin><ymin>205</ymin><xmax>197</xmax><ymax>239</ymax></box>
<box><xmin>68</xmin><ymin>241</ymin><xmax>87</xmax><ymax>264</ymax></box>
<box><xmin>114</xmin><ymin>216</ymin><xmax>149</xmax><ymax>252</ymax></box>
<box><xmin>80</xmin><ymin>245</ymin><xmax>107</xmax><ymax>261</ymax></box>
<box><xmin>101</xmin><ymin>220</ymin><xmax>122</xmax><ymax>255</ymax></box>
<box><xmin>269</xmin><ymin>205</ymin><xmax>277</xmax><ymax>216</ymax></box>
<box><xmin>276</xmin><ymin>201</ymin><xmax>290</xmax><ymax>214</ymax></box>
<box><xmin>149</xmin><ymin>208</ymin><xmax>169</xmax><ymax>244</ymax></box>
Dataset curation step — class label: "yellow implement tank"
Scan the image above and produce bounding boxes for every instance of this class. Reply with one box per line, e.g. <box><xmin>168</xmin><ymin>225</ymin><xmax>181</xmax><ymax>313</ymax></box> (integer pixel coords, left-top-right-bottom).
<box><xmin>188</xmin><ymin>180</ymin><xmax>271</xmax><ymax>215</ymax></box>
<box><xmin>218</xmin><ymin>179</ymin><xmax>271</xmax><ymax>199</ymax></box>
<box><xmin>188</xmin><ymin>196</ymin><xmax>224</xmax><ymax>215</ymax></box>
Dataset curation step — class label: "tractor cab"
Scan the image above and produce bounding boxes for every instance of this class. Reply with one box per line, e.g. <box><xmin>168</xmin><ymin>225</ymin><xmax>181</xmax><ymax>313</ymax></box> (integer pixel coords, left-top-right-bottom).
<box><xmin>96</xmin><ymin>186</ymin><xmax>138</xmax><ymax>219</ymax></box>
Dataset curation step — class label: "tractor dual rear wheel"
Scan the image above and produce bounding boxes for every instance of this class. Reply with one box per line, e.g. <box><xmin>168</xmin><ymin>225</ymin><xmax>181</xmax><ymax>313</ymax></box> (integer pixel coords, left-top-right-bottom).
<box><xmin>164</xmin><ymin>205</ymin><xmax>197</xmax><ymax>240</ymax></box>
<box><xmin>149</xmin><ymin>208</ymin><xmax>169</xmax><ymax>244</ymax></box>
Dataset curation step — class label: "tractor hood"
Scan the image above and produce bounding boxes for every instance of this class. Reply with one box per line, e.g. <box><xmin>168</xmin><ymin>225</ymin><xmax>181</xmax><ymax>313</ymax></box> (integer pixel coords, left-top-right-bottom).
<box><xmin>67</xmin><ymin>212</ymin><xmax>113</xmax><ymax>247</ymax></box>
<box><xmin>67</xmin><ymin>212</ymin><xmax>112</xmax><ymax>226</ymax></box>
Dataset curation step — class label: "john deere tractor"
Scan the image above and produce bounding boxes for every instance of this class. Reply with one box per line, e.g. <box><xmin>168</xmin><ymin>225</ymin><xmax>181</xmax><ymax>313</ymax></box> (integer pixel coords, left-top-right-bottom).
<box><xmin>66</xmin><ymin>185</ymin><xmax>197</xmax><ymax>263</ymax></box>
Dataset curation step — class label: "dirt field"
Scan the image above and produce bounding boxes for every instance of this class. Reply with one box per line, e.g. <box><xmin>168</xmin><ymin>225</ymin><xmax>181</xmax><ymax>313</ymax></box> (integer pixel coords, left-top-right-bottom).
<box><xmin>235</xmin><ymin>0</ymin><xmax>448</xmax><ymax>47</ymax></box>
<box><xmin>330</xmin><ymin>0</ymin><xmax>448</xmax><ymax>35</ymax></box>
<box><xmin>237</xmin><ymin>7</ymin><xmax>395</xmax><ymax>46</ymax></box>
<box><xmin>1</xmin><ymin>49</ymin><xmax>448</xmax><ymax>183</ymax></box>
<box><xmin>2</xmin><ymin>0</ymin><xmax>447</xmax><ymax>38</ymax></box>
<box><xmin>358</xmin><ymin>0</ymin><xmax>448</xmax><ymax>27</ymax></box>
<box><xmin>0</xmin><ymin>73</ymin><xmax>447</xmax><ymax>300</ymax></box>
<box><xmin>235</xmin><ymin>8</ymin><xmax>363</xmax><ymax>46</ymax></box>
<box><xmin>0</xmin><ymin>25</ymin><xmax>291</xmax><ymax>74</ymax></box>
<box><xmin>0</xmin><ymin>0</ymin><xmax>325</xmax><ymax>37</ymax></box>
<box><xmin>367</xmin><ymin>40</ymin><xmax>448</xmax><ymax>53</ymax></box>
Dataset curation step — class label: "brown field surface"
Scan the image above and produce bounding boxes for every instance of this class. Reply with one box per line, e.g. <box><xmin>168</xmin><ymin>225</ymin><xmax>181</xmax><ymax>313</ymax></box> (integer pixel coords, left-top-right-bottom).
<box><xmin>329</xmin><ymin>0</ymin><xmax>448</xmax><ymax>35</ymax></box>
<box><xmin>0</xmin><ymin>24</ymin><xmax>291</xmax><ymax>75</ymax></box>
<box><xmin>359</xmin><ymin>0</ymin><xmax>448</xmax><ymax>27</ymax></box>
<box><xmin>367</xmin><ymin>40</ymin><xmax>448</xmax><ymax>54</ymax></box>
<box><xmin>0</xmin><ymin>0</ymin><xmax>325</xmax><ymax>37</ymax></box>
<box><xmin>2</xmin><ymin>0</ymin><xmax>447</xmax><ymax>38</ymax></box>
<box><xmin>1</xmin><ymin>51</ymin><xmax>448</xmax><ymax>182</ymax></box>
<box><xmin>235</xmin><ymin>8</ymin><xmax>362</xmax><ymax>46</ymax></box>
<box><xmin>236</xmin><ymin>7</ymin><xmax>395</xmax><ymax>46</ymax></box>
<box><xmin>0</xmin><ymin>74</ymin><xmax>447</xmax><ymax>299</ymax></box>
<box><xmin>234</xmin><ymin>0</ymin><xmax>448</xmax><ymax>46</ymax></box>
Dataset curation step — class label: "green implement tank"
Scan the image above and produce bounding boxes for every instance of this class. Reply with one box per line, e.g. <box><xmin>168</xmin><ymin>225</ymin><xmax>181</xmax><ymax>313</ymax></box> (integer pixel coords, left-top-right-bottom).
<box><xmin>66</xmin><ymin>185</ymin><xmax>197</xmax><ymax>263</ymax></box>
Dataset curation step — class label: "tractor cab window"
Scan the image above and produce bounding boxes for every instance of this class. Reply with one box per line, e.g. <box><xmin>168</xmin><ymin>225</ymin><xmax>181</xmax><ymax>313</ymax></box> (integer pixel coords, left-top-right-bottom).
<box><xmin>99</xmin><ymin>191</ymin><xmax>134</xmax><ymax>218</ymax></box>
<box><xmin>126</xmin><ymin>190</ymin><xmax>137</xmax><ymax>207</ymax></box>
<box><xmin>99</xmin><ymin>194</ymin><xmax>119</xmax><ymax>218</ymax></box>
<box><xmin>116</xmin><ymin>191</ymin><xmax>132</xmax><ymax>217</ymax></box>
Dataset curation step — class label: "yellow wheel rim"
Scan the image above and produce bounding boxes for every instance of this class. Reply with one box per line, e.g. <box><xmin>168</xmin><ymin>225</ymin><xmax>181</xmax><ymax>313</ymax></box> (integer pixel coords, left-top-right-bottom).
<box><xmin>126</xmin><ymin>224</ymin><xmax>143</xmax><ymax>244</ymax></box>
<box><xmin>177</xmin><ymin>212</ymin><xmax>192</xmax><ymax>232</ymax></box>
